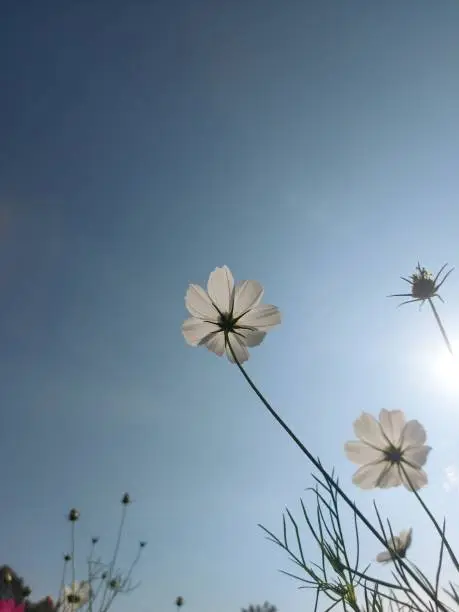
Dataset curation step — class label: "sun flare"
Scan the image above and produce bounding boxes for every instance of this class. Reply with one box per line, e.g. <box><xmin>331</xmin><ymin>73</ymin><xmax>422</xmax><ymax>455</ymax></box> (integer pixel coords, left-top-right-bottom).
<box><xmin>431</xmin><ymin>344</ymin><xmax>459</xmax><ymax>395</ymax></box>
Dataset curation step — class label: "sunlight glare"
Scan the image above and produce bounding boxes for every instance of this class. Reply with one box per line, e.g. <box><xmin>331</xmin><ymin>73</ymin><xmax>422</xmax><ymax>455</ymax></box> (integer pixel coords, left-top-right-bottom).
<box><xmin>431</xmin><ymin>343</ymin><xmax>459</xmax><ymax>396</ymax></box>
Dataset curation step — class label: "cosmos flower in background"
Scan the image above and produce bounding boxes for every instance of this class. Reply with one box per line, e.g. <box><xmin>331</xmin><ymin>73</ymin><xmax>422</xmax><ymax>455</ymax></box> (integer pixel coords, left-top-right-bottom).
<box><xmin>344</xmin><ymin>409</ymin><xmax>430</xmax><ymax>490</ymax></box>
<box><xmin>376</xmin><ymin>528</ymin><xmax>413</xmax><ymax>563</ymax></box>
<box><xmin>59</xmin><ymin>582</ymin><xmax>91</xmax><ymax>611</ymax></box>
<box><xmin>0</xmin><ymin>603</ymin><xmax>24</xmax><ymax>612</ymax></box>
<box><xmin>182</xmin><ymin>265</ymin><xmax>281</xmax><ymax>363</ymax></box>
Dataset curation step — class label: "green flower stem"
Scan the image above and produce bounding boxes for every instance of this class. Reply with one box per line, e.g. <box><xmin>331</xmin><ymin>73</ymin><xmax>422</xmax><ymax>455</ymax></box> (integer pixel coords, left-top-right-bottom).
<box><xmin>124</xmin><ymin>546</ymin><xmax>143</xmax><ymax>586</ymax></box>
<box><xmin>59</xmin><ymin>558</ymin><xmax>68</xmax><ymax>608</ymax></box>
<box><xmin>428</xmin><ymin>298</ymin><xmax>453</xmax><ymax>356</ymax></box>
<box><xmin>87</xmin><ymin>541</ymin><xmax>96</xmax><ymax>612</ymax></box>
<box><xmin>71</xmin><ymin>522</ymin><xmax>76</xmax><ymax>612</ymax></box>
<box><xmin>401</xmin><ymin>464</ymin><xmax>459</xmax><ymax>573</ymax></box>
<box><xmin>100</xmin><ymin>503</ymin><xmax>128</xmax><ymax>612</ymax></box>
<box><xmin>227</xmin><ymin>339</ymin><xmax>449</xmax><ymax>612</ymax></box>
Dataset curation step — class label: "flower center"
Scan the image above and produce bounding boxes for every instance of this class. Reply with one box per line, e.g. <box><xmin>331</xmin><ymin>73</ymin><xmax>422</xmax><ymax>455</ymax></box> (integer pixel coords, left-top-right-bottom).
<box><xmin>67</xmin><ymin>594</ymin><xmax>81</xmax><ymax>604</ymax></box>
<box><xmin>384</xmin><ymin>446</ymin><xmax>403</xmax><ymax>463</ymax></box>
<box><xmin>219</xmin><ymin>312</ymin><xmax>234</xmax><ymax>333</ymax></box>
<box><xmin>411</xmin><ymin>272</ymin><xmax>435</xmax><ymax>299</ymax></box>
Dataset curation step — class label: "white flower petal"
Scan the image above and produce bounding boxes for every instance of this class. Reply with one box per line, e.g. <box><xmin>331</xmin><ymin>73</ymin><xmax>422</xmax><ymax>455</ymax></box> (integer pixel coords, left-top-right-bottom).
<box><xmin>232</xmin><ymin>280</ymin><xmax>264</xmax><ymax>318</ymax></box>
<box><xmin>344</xmin><ymin>441</ymin><xmax>385</xmax><ymax>465</ymax></box>
<box><xmin>353</xmin><ymin>413</ymin><xmax>386</xmax><ymax>448</ymax></box>
<box><xmin>207</xmin><ymin>266</ymin><xmax>234</xmax><ymax>314</ymax></box>
<box><xmin>376</xmin><ymin>464</ymin><xmax>403</xmax><ymax>488</ymax></box>
<box><xmin>399</xmin><ymin>528</ymin><xmax>413</xmax><ymax>550</ymax></box>
<box><xmin>238</xmin><ymin>304</ymin><xmax>281</xmax><ymax>331</ymax></box>
<box><xmin>400</xmin><ymin>463</ymin><xmax>428</xmax><ymax>491</ymax></box>
<box><xmin>201</xmin><ymin>331</ymin><xmax>226</xmax><ymax>356</ymax></box>
<box><xmin>403</xmin><ymin>445</ymin><xmax>431</xmax><ymax>468</ymax></box>
<box><xmin>379</xmin><ymin>409</ymin><xmax>406</xmax><ymax>445</ymax></box>
<box><xmin>182</xmin><ymin>318</ymin><xmax>220</xmax><ymax>346</ymax></box>
<box><xmin>185</xmin><ymin>284</ymin><xmax>219</xmax><ymax>320</ymax></box>
<box><xmin>386</xmin><ymin>535</ymin><xmax>401</xmax><ymax>550</ymax></box>
<box><xmin>226</xmin><ymin>333</ymin><xmax>250</xmax><ymax>364</ymax></box>
<box><xmin>236</xmin><ymin>328</ymin><xmax>267</xmax><ymax>347</ymax></box>
<box><xmin>63</xmin><ymin>581</ymin><xmax>91</xmax><ymax>609</ymax></box>
<box><xmin>402</xmin><ymin>419</ymin><xmax>427</xmax><ymax>448</ymax></box>
<box><xmin>79</xmin><ymin>583</ymin><xmax>91</xmax><ymax>602</ymax></box>
<box><xmin>352</xmin><ymin>463</ymin><xmax>386</xmax><ymax>489</ymax></box>
<box><xmin>376</xmin><ymin>550</ymin><xmax>393</xmax><ymax>563</ymax></box>
<box><xmin>376</xmin><ymin>530</ymin><xmax>411</xmax><ymax>564</ymax></box>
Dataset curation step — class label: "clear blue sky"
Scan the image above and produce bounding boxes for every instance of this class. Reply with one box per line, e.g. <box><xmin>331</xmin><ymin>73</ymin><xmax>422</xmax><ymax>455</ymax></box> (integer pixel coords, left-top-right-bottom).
<box><xmin>1</xmin><ymin>1</ymin><xmax>459</xmax><ymax>610</ymax></box>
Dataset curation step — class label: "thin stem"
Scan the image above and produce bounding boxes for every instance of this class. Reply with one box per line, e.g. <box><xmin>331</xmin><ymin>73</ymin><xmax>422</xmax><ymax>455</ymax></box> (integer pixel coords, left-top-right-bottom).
<box><xmin>99</xmin><ymin>503</ymin><xmax>128</xmax><ymax>612</ymax></box>
<box><xmin>401</xmin><ymin>464</ymin><xmax>459</xmax><ymax>573</ymax></box>
<box><xmin>71</xmin><ymin>523</ymin><xmax>76</xmax><ymax>612</ymax></box>
<box><xmin>59</xmin><ymin>559</ymin><xmax>68</xmax><ymax>607</ymax></box>
<box><xmin>100</xmin><ymin>546</ymin><xmax>144</xmax><ymax>612</ymax></box>
<box><xmin>124</xmin><ymin>545</ymin><xmax>143</xmax><ymax>586</ymax></box>
<box><xmin>91</xmin><ymin>571</ymin><xmax>108</xmax><ymax>606</ymax></box>
<box><xmin>87</xmin><ymin>541</ymin><xmax>97</xmax><ymax>612</ymax></box>
<box><xmin>227</xmin><ymin>340</ymin><xmax>449</xmax><ymax>612</ymax></box>
<box><xmin>428</xmin><ymin>299</ymin><xmax>453</xmax><ymax>355</ymax></box>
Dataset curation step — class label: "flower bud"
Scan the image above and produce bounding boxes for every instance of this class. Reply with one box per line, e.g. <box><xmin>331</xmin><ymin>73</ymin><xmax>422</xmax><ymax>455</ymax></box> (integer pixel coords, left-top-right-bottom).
<box><xmin>68</xmin><ymin>508</ymin><xmax>80</xmax><ymax>522</ymax></box>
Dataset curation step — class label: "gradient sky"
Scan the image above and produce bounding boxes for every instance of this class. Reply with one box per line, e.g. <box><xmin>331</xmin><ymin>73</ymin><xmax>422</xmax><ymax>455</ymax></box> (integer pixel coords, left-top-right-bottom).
<box><xmin>1</xmin><ymin>1</ymin><xmax>459</xmax><ymax>611</ymax></box>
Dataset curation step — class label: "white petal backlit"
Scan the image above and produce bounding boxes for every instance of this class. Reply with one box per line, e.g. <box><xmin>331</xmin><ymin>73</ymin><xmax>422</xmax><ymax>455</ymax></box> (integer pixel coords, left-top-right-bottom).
<box><xmin>344</xmin><ymin>441</ymin><xmax>384</xmax><ymax>465</ymax></box>
<box><xmin>232</xmin><ymin>280</ymin><xmax>264</xmax><ymax>318</ymax></box>
<box><xmin>239</xmin><ymin>304</ymin><xmax>281</xmax><ymax>330</ymax></box>
<box><xmin>207</xmin><ymin>266</ymin><xmax>234</xmax><ymax>314</ymax></box>
<box><xmin>237</xmin><ymin>328</ymin><xmax>267</xmax><ymax>347</ymax></box>
<box><xmin>79</xmin><ymin>582</ymin><xmax>91</xmax><ymax>602</ymax></box>
<box><xmin>182</xmin><ymin>266</ymin><xmax>280</xmax><ymax>362</ymax></box>
<box><xmin>403</xmin><ymin>445</ymin><xmax>431</xmax><ymax>467</ymax></box>
<box><xmin>346</xmin><ymin>409</ymin><xmax>430</xmax><ymax>491</ymax></box>
<box><xmin>63</xmin><ymin>581</ymin><xmax>91</xmax><ymax>609</ymax></box>
<box><xmin>202</xmin><ymin>331</ymin><xmax>226</xmax><ymax>356</ymax></box>
<box><xmin>185</xmin><ymin>284</ymin><xmax>219</xmax><ymax>320</ymax></box>
<box><xmin>386</xmin><ymin>536</ymin><xmax>400</xmax><ymax>550</ymax></box>
<box><xmin>353</xmin><ymin>413</ymin><xmax>386</xmax><ymax>448</ymax></box>
<box><xmin>352</xmin><ymin>463</ymin><xmax>385</xmax><ymax>489</ymax></box>
<box><xmin>376</xmin><ymin>464</ymin><xmax>402</xmax><ymax>488</ymax></box>
<box><xmin>399</xmin><ymin>528</ymin><xmax>412</xmax><ymax>549</ymax></box>
<box><xmin>379</xmin><ymin>409</ymin><xmax>406</xmax><ymax>445</ymax></box>
<box><xmin>400</xmin><ymin>464</ymin><xmax>428</xmax><ymax>490</ymax></box>
<box><xmin>402</xmin><ymin>420</ymin><xmax>427</xmax><ymax>448</ymax></box>
<box><xmin>182</xmin><ymin>318</ymin><xmax>220</xmax><ymax>346</ymax></box>
<box><xmin>376</xmin><ymin>529</ymin><xmax>412</xmax><ymax>564</ymax></box>
<box><xmin>226</xmin><ymin>333</ymin><xmax>250</xmax><ymax>364</ymax></box>
<box><xmin>376</xmin><ymin>550</ymin><xmax>392</xmax><ymax>563</ymax></box>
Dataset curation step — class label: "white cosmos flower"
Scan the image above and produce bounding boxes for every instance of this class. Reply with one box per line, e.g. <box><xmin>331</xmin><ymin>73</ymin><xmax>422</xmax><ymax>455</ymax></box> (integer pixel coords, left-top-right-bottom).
<box><xmin>182</xmin><ymin>266</ymin><xmax>281</xmax><ymax>363</ymax></box>
<box><xmin>376</xmin><ymin>528</ymin><xmax>413</xmax><ymax>563</ymax></box>
<box><xmin>344</xmin><ymin>409</ymin><xmax>431</xmax><ymax>490</ymax></box>
<box><xmin>60</xmin><ymin>581</ymin><xmax>91</xmax><ymax>611</ymax></box>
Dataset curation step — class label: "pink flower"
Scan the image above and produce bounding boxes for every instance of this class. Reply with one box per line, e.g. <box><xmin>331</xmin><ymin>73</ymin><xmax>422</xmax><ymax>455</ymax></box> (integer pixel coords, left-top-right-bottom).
<box><xmin>0</xmin><ymin>601</ymin><xmax>25</xmax><ymax>612</ymax></box>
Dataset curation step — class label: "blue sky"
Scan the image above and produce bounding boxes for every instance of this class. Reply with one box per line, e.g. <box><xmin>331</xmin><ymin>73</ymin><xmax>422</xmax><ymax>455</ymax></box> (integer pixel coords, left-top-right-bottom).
<box><xmin>1</xmin><ymin>1</ymin><xmax>459</xmax><ymax>610</ymax></box>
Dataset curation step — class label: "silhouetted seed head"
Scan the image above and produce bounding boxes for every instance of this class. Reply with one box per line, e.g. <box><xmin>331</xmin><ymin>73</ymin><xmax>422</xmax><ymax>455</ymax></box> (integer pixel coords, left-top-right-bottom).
<box><xmin>121</xmin><ymin>493</ymin><xmax>131</xmax><ymax>505</ymax></box>
<box><xmin>176</xmin><ymin>596</ymin><xmax>184</xmax><ymax>607</ymax></box>
<box><xmin>68</xmin><ymin>508</ymin><xmax>80</xmax><ymax>522</ymax></box>
<box><xmin>389</xmin><ymin>263</ymin><xmax>453</xmax><ymax>307</ymax></box>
